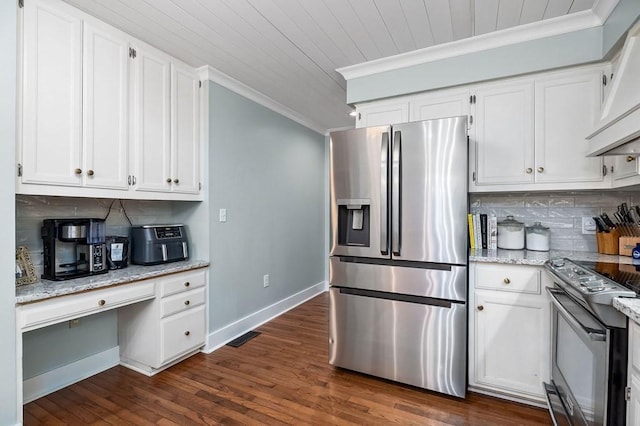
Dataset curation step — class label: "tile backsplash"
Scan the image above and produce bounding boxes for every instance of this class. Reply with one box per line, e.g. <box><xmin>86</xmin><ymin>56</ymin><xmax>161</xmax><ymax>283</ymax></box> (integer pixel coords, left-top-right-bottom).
<box><xmin>16</xmin><ymin>195</ymin><xmax>177</xmax><ymax>275</ymax></box>
<box><xmin>470</xmin><ymin>191</ymin><xmax>640</xmax><ymax>252</ymax></box>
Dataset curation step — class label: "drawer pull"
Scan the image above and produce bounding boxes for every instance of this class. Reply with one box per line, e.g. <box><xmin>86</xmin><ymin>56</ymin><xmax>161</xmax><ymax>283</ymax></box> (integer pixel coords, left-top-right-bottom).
<box><xmin>184</xmin><ymin>281</ymin><xmax>190</xmax><ymax>287</ymax></box>
<box><xmin>503</xmin><ymin>278</ymin><xmax>510</xmax><ymax>284</ymax></box>
<box><xmin>98</xmin><ymin>299</ymin><xmax>106</xmax><ymax>306</ymax></box>
<box><xmin>184</xmin><ymin>331</ymin><xmax>190</xmax><ymax>336</ymax></box>
<box><xmin>477</xmin><ymin>305</ymin><xmax>484</xmax><ymax>311</ymax></box>
<box><xmin>184</xmin><ymin>300</ymin><xmax>190</xmax><ymax>306</ymax></box>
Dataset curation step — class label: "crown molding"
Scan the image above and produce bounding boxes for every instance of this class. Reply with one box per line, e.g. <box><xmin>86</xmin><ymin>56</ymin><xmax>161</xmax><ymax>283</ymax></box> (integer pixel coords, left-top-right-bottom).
<box><xmin>197</xmin><ymin>65</ymin><xmax>326</xmax><ymax>135</ymax></box>
<box><xmin>337</xmin><ymin>9</ymin><xmax>608</xmax><ymax>81</ymax></box>
<box><xmin>592</xmin><ymin>0</ymin><xmax>621</xmax><ymax>24</ymax></box>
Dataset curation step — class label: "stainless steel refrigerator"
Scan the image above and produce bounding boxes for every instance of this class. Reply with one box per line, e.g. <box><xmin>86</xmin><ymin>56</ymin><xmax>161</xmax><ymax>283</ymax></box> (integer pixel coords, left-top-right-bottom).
<box><xmin>328</xmin><ymin>116</ymin><xmax>468</xmax><ymax>398</ymax></box>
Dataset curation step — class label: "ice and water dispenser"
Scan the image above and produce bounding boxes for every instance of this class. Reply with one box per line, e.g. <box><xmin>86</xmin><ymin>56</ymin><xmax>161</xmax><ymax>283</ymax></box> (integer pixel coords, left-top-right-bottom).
<box><xmin>336</xmin><ymin>198</ymin><xmax>370</xmax><ymax>247</ymax></box>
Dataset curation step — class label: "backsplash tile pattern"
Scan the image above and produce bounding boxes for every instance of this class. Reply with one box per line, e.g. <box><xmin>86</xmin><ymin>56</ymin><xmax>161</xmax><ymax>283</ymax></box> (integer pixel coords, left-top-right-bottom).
<box><xmin>470</xmin><ymin>191</ymin><xmax>640</xmax><ymax>252</ymax></box>
<box><xmin>16</xmin><ymin>195</ymin><xmax>176</xmax><ymax>275</ymax></box>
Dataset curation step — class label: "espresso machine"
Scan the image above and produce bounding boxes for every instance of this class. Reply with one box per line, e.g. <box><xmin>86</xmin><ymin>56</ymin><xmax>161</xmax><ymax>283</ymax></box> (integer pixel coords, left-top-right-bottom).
<box><xmin>41</xmin><ymin>218</ymin><xmax>108</xmax><ymax>280</ymax></box>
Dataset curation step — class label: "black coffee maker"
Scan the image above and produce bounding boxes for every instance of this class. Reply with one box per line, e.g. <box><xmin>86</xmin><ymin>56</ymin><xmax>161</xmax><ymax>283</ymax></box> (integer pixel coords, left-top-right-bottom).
<box><xmin>41</xmin><ymin>218</ymin><xmax>108</xmax><ymax>280</ymax></box>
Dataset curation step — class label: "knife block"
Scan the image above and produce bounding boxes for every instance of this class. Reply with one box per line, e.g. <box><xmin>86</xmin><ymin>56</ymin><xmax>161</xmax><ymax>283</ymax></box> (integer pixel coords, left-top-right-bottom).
<box><xmin>596</xmin><ymin>229</ymin><xmax>619</xmax><ymax>255</ymax></box>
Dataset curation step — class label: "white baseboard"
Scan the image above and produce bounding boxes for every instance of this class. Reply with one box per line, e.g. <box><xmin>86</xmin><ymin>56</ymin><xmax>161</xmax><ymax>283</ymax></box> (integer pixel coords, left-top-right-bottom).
<box><xmin>203</xmin><ymin>281</ymin><xmax>328</xmax><ymax>353</ymax></box>
<box><xmin>23</xmin><ymin>346</ymin><xmax>120</xmax><ymax>404</ymax></box>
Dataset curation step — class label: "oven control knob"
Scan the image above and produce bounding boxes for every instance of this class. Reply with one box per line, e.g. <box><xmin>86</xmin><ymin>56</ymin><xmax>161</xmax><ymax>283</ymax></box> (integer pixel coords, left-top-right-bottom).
<box><xmin>550</xmin><ymin>259</ymin><xmax>565</xmax><ymax>268</ymax></box>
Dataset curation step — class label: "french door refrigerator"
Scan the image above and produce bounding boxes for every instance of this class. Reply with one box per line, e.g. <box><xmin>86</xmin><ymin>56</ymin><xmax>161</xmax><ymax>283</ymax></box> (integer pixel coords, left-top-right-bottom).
<box><xmin>328</xmin><ymin>116</ymin><xmax>468</xmax><ymax>398</ymax></box>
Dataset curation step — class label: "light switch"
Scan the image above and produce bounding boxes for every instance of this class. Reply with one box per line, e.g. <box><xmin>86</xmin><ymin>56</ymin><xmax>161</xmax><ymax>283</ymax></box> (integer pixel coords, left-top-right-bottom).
<box><xmin>219</xmin><ymin>208</ymin><xmax>227</xmax><ymax>222</ymax></box>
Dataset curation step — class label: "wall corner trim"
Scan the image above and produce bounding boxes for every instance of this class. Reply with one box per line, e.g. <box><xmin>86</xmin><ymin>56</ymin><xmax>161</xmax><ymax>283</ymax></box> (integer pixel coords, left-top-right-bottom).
<box><xmin>195</xmin><ymin>65</ymin><xmax>326</xmax><ymax>135</ymax></box>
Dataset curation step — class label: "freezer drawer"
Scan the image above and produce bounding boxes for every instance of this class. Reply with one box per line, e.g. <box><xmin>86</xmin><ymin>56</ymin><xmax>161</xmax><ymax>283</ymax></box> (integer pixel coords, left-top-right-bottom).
<box><xmin>328</xmin><ymin>287</ymin><xmax>467</xmax><ymax>397</ymax></box>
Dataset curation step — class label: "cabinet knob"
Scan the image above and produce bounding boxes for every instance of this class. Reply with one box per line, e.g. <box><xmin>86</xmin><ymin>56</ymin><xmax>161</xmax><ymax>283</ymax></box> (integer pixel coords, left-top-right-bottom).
<box><xmin>525</xmin><ymin>168</ymin><xmax>532</xmax><ymax>174</ymax></box>
<box><xmin>87</xmin><ymin>169</ymin><xmax>94</xmax><ymax>176</ymax></box>
<box><xmin>166</xmin><ymin>178</ymin><xmax>172</xmax><ymax>183</ymax></box>
<box><xmin>628</xmin><ymin>156</ymin><xmax>636</xmax><ymax>162</ymax></box>
<box><xmin>477</xmin><ymin>305</ymin><xmax>484</xmax><ymax>311</ymax></box>
<box><xmin>184</xmin><ymin>300</ymin><xmax>190</xmax><ymax>306</ymax></box>
<box><xmin>503</xmin><ymin>278</ymin><xmax>511</xmax><ymax>284</ymax></box>
<box><xmin>537</xmin><ymin>166</ymin><xmax>544</xmax><ymax>173</ymax></box>
<box><xmin>98</xmin><ymin>299</ymin><xmax>106</xmax><ymax>306</ymax></box>
<box><xmin>74</xmin><ymin>168</ymin><xmax>82</xmax><ymax>175</ymax></box>
<box><xmin>184</xmin><ymin>331</ymin><xmax>190</xmax><ymax>336</ymax></box>
<box><xmin>184</xmin><ymin>281</ymin><xmax>190</xmax><ymax>287</ymax></box>
<box><xmin>173</xmin><ymin>178</ymin><xmax>179</xmax><ymax>184</ymax></box>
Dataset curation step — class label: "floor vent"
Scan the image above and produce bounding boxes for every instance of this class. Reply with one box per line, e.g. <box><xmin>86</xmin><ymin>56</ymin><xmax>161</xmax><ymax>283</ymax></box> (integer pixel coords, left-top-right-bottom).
<box><xmin>226</xmin><ymin>331</ymin><xmax>261</xmax><ymax>347</ymax></box>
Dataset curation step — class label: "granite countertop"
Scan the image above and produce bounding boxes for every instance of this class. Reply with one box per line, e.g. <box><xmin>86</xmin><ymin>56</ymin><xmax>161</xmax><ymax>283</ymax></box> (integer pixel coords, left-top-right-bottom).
<box><xmin>469</xmin><ymin>249</ymin><xmax>637</xmax><ymax>266</ymax></box>
<box><xmin>614</xmin><ymin>298</ymin><xmax>640</xmax><ymax>325</ymax></box>
<box><xmin>16</xmin><ymin>260</ymin><xmax>209</xmax><ymax>304</ymax></box>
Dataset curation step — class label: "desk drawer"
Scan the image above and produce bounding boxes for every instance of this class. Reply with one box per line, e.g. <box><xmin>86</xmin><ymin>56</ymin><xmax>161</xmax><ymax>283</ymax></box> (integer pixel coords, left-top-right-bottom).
<box><xmin>160</xmin><ymin>306</ymin><xmax>205</xmax><ymax>364</ymax></box>
<box><xmin>475</xmin><ymin>263</ymin><xmax>541</xmax><ymax>294</ymax></box>
<box><xmin>160</xmin><ymin>287</ymin><xmax>205</xmax><ymax>318</ymax></box>
<box><xmin>19</xmin><ymin>281</ymin><xmax>156</xmax><ymax>331</ymax></box>
<box><xmin>158</xmin><ymin>270</ymin><xmax>206</xmax><ymax>297</ymax></box>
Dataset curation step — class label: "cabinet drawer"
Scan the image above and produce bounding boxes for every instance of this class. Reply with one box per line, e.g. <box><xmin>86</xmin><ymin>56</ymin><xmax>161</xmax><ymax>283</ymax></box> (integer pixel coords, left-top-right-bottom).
<box><xmin>19</xmin><ymin>280</ymin><xmax>155</xmax><ymax>331</ymax></box>
<box><xmin>160</xmin><ymin>287</ymin><xmax>205</xmax><ymax>318</ymax></box>
<box><xmin>158</xmin><ymin>269</ymin><xmax>206</xmax><ymax>297</ymax></box>
<box><xmin>475</xmin><ymin>264</ymin><xmax>540</xmax><ymax>294</ymax></box>
<box><xmin>160</xmin><ymin>305</ymin><xmax>205</xmax><ymax>364</ymax></box>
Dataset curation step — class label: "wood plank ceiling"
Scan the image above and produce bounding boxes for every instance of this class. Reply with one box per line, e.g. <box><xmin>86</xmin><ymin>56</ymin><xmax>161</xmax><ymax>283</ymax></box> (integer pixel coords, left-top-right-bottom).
<box><xmin>63</xmin><ymin>0</ymin><xmax>607</xmax><ymax>132</ymax></box>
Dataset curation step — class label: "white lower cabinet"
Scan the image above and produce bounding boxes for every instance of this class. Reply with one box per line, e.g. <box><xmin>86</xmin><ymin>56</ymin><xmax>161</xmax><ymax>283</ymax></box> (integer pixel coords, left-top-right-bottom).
<box><xmin>118</xmin><ymin>269</ymin><xmax>207</xmax><ymax>375</ymax></box>
<box><xmin>469</xmin><ymin>262</ymin><xmax>552</xmax><ymax>404</ymax></box>
<box><xmin>627</xmin><ymin>320</ymin><xmax>640</xmax><ymax>424</ymax></box>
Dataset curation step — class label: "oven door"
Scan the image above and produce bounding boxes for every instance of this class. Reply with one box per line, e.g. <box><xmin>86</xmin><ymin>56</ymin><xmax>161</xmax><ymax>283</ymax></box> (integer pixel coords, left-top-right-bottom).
<box><xmin>546</xmin><ymin>287</ymin><xmax>609</xmax><ymax>426</ymax></box>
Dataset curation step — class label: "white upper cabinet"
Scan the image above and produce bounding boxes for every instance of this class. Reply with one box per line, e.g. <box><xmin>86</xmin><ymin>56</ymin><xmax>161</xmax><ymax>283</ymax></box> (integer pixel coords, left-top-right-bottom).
<box><xmin>170</xmin><ymin>61</ymin><xmax>200</xmax><ymax>194</ymax></box>
<box><xmin>534</xmin><ymin>69</ymin><xmax>603</xmax><ymax>184</ymax></box>
<box><xmin>21</xmin><ymin>0</ymin><xmax>82</xmax><ymax>186</ymax></box>
<box><xmin>82</xmin><ymin>20</ymin><xmax>130</xmax><ymax>190</ymax></box>
<box><xmin>473</xmin><ymin>79</ymin><xmax>535</xmax><ymax>186</ymax></box>
<box><xmin>409</xmin><ymin>88</ymin><xmax>470</xmax><ymax>123</ymax></box>
<box><xmin>130</xmin><ymin>44</ymin><xmax>172</xmax><ymax>193</ymax></box>
<box><xmin>355</xmin><ymin>100</ymin><xmax>408</xmax><ymax>128</ymax></box>
<box><xmin>18</xmin><ymin>0</ymin><xmax>203</xmax><ymax>201</ymax></box>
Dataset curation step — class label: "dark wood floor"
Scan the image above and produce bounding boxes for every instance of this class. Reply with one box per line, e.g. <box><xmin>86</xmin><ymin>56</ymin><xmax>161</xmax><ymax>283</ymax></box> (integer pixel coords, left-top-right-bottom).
<box><xmin>25</xmin><ymin>293</ymin><xmax>551</xmax><ymax>425</ymax></box>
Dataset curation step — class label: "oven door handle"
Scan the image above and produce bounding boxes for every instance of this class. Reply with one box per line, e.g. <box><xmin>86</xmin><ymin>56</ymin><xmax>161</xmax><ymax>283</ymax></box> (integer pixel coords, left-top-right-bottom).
<box><xmin>546</xmin><ymin>287</ymin><xmax>606</xmax><ymax>342</ymax></box>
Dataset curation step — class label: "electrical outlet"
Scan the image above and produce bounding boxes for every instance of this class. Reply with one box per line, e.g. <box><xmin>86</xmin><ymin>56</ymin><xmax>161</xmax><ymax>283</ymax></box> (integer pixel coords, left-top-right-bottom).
<box><xmin>582</xmin><ymin>217</ymin><xmax>596</xmax><ymax>234</ymax></box>
<box><xmin>69</xmin><ymin>319</ymin><xmax>81</xmax><ymax>328</ymax></box>
<box><xmin>219</xmin><ymin>208</ymin><xmax>227</xmax><ymax>222</ymax></box>
<box><xmin>263</xmin><ymin>274</ymin><xmax>269</xmax><ymax>288</ymax></box>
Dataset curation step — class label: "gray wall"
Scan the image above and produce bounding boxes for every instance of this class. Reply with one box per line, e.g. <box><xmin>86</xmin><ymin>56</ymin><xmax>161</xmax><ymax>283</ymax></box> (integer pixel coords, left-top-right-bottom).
<box><xmin>346</xmin><ymin>0</ymin><xmax>640</xmax><ymax>105</ymax></box>
<box><xmin>208</xmin><ymin>83</ymin><xmax>325</xmax><ymax>330</ymax></box>
<box><xmin>1</xmin><ymin>0</ymin><xmax>18</xmax><ymax>423</ymax></box>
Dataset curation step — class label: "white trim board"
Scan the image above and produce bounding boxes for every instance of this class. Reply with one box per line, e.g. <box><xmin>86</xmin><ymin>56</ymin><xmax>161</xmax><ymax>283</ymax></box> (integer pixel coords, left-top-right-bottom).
<box><xmin>197</xmin><ymin>65</ymin><xmax>326</xmax><ymax>136</ymax></box>
<box><xmin>203</xmin><ymin>281</ymin><xmax>328</xmax><ymax>353</ymax></box>
<box><xmin>337</xmin><ymin>5</ymin><xmax>618</xmax><ymax>81</ymax></box>
<box><xmin>23</xmin><ymin>346</ymin><xmax>120</xmax><ymax>404</ymax></box>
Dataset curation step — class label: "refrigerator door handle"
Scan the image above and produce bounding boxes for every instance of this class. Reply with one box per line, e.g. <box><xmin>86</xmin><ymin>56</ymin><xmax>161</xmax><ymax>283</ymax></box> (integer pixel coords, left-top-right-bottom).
<box><xmin>380</xmin><ymin>132</ymin><xmax>389</xmax><ymax>255</ymax></box>
<box><xmin>392</xmin><ymin>130</ymin><xmax>402</xmax><ymax>256</ymax></box>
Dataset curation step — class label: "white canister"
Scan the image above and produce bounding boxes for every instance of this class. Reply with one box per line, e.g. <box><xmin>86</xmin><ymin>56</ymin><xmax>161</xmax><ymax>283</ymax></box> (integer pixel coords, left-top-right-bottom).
<box><xmin>526</xmin><ymin>222</ymin><xmax>550</xmax><ymax>251</ymax></box>
<box><xmin>497</xmin><ymin>216</ymin><xmax>525</xmax><ymax>250</ymax></box>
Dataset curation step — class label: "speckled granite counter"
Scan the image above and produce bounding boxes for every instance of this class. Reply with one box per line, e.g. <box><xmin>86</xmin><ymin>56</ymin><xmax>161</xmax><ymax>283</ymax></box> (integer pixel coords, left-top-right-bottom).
<box><xmin>16</xmin><ymin>260</ymin><xmax>209</xmax><ymax>304</ymax></box>
<box><xmin>470</xmin><ymin>249</ymin><xmax>636</xmax><ymax>266</ymax></box>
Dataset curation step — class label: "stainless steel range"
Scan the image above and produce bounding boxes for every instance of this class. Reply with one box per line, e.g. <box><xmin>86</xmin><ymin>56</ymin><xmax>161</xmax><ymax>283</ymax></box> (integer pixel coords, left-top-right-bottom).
<box><xmin>544</xmin><ymin>258</ymin><xmax>637</xmax><ymax>426</ymax></box>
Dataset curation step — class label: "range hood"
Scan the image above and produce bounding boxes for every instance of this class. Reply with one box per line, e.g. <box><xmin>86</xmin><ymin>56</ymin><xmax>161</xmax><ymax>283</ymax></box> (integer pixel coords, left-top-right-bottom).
<box><xmin>587</xmin><ymin>19</ymin><xmax>640</xmax><ymax>156</ymax></box>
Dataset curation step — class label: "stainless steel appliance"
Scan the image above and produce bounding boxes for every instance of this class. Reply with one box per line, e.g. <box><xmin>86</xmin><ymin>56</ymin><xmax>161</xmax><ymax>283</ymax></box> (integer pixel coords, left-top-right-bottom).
<box><xmin>544</xmin><ymin>258</ymin><xmax>637</xmax><ymax>425</ymax></box>
<box><xmin>130</xmin><ymin>224</ymin><xmax>189</xmax><ymax>265</ymax></box>
<box><xmin>329</xmin><ymin>117</ymin><xmax>468</xmax><ymax>398</ymax></box>
<box><xmin>41</xmin><ymin>218</ymin><xmax>108</xmax><ymax>280</ymax></box>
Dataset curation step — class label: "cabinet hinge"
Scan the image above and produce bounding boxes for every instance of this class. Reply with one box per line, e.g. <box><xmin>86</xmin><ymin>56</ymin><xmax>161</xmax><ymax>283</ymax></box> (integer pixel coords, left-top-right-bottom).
<box><xmin>17</xmin><ymin>163</ymin><xmax>22</xmax><ymax>177</ymax></box>
<box><xmin>129</xmin><ymin>48</ymin><xmax>136</xmax><ymax>58</ymax></box>
<box><xmin>626</xmin><ymin>386</ymin><xmax>631</xmax><ymax>401</ymax></box>
<box><xmin>18</xmin><ymin>0</ymin><xmax>24</xmax><ymax>8</ymax></box>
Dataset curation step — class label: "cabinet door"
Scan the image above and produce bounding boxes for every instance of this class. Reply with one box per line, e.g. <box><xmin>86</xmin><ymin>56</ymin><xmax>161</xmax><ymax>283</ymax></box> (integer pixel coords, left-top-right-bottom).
<box><xmin>82</xmin><ymin>20</ymin><xmax>129</xmax><ymax>190</ymax></box>
<box><xmin>613</xmin><ymin>155</ymin><xmax>640</xmax><ymax>181</ymax></box>
<box><xmin>409</xmin><ymin>88</ymin><xmax>470</xmax><ymax>124</ymax></box>
<box><xmin>170</xmin><ymin>61</ymin><xmax>200</xmax><ymax>194</ymax></box>
<box><xmin>131</xmin><ymin>44</ymin><xmax>171</xmax><ymax>192</ymax></box>
<box><xmin>355</xmin><ymin>101</ymin><xmax>408</xmax><ymax>128</ymax></box>
<box><xmin>473</xmin><ymin>81</ymin><xmax>534</xmax><ymax>185</ymax></box>
<box><xmin>535</xmin><ymin>70</ymin><xmax>603</xmax><ymax>183</ymax></box>
<box><xmin>472</xmin><ymin>291</ymin><xmax>550</xmax><ymax>398</ymax></box>
<box><xmin>22</xmin><ymin>0</ymin><xmax>82</xmax><ymax>186</ymax></box>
